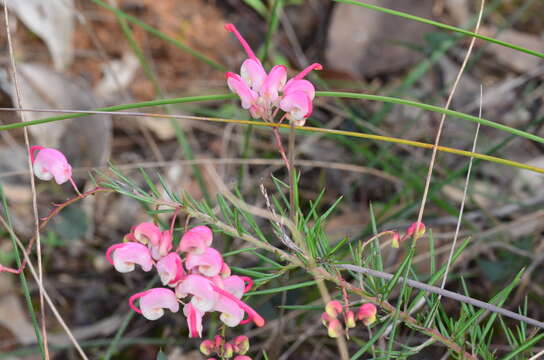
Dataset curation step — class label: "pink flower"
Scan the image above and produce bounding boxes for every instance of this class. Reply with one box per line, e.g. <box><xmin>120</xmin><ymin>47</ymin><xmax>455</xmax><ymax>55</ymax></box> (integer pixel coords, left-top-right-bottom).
<box><xmin>234</xmin><ymin>356</ymin><xmax>252</xmax><ymax>360</ymax></box>
<box><xmin>406</xmin><ymin>221</ymin><xmax>426</xmax><ymax>239</ymax></box>
<box><xmin>209</xmin><ymin>282</ymin><xmax>265</xmax><ymax>327</ymax></box>
<box><xmin>221</xmin><ymin>275</ymin><xmax>246</xmax><ymax>299</ymax></box>
<box><xmin>321</xmin><ymin>313</ymin><xmax>343</xmax><ymax>338</ymax></box>
<box><xmin>129</xmin><ymin>288</ymin><xmax>179</xmax><ymax>320</ymax></box>
<box><xmin>178</xmin><ymin>225</ymin><xmax>213</xmax><ymax>254</ymax></box>
<box><xmin>176</xmin><ymin>274</ymin><xmax>219</xmax><ymax>312</ymax></box>
<box><xmin>390</xmin><ymin>231</ymin><xmax>401</xmax><ymax>248</ymax></box>
<box><xmin>184</xmin><ymin>302</ymin><xmax>204</xmax><ymax>338</ymax></box>
<box><xmin>106</xmin><ymin>242</ymin><xmax>153</xmax><ymax>273</ymax></box>
<box><xmin>185</xmin><ymin>247</ymin><xmax>224</xmax><ymax>277</ymax></box>
<box><xmin>325</xmin><ymin>300</ymin><xmax>343</xmax><ymax>317</ymax></box>
<box><xmin>233</xmin><ymin>335</ymin><xmax>250</xmax><ymax>355</ymax></box>
<box><xmin>357</xmin><ymin>303</ymin><xmax>377</xmax><ymax>326</ymax></box>
<box><xmin>213</xmin><ymin>295</ymin><xmax>245</xmax><ymax>327</ymax></box>
<box><xmin>225</xmin><ymin>23</ymin><xmax>321</xmax><ymax>124</ymax></box>
<box><xmin>156</xmin><ymin>253</ymin><xmax>185</xmax><ymax>286</ymax></box>
<box><xmin>30</xmin><ymin>146</ymin><xmax>72</xmax><ymax>185</ymax></box>
<box><xmin>156</xmin><ymin>230</ymin><xmax>173</xmax><ymax>259</ymax></box>
<box><xmin>132</xmin><ymin>222</ymin><xmax>161</xmax><ymax>247</ymax></box>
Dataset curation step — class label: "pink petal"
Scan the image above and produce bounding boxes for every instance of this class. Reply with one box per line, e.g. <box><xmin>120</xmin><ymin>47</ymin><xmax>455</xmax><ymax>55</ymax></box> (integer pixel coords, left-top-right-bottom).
<box><xmin>283</xmin><ymin>79</ymin><xmax>315</xmax><ymax>100</ymax></box>
<box><xmin>240</xmin><ymin>59</ymin><xmax>266</xmax><ymax>92</ymax></box>
<box><xmin>183</xmin><ymin>303</ymin><xmax>204</xmax><ymax>338</ymax></box>
<box><xmin>213</xmin><ymin>296</ymin><xmax>245</xmax><ymax>327</ymax></box>
<box><xmin>227</xmin><ymin>72</ymin><xmax>257</xmax><ymax>110</ymax></box>
<box><xmin>222</xmin><ymin>276</ymin><xmax>245</xmax><ymax>299</ymax></box>
<box><xmin>157</xmin><ymin>230</ymin><xmax>173</xmax><ymax>258</ymax></box>
<box><xmin>176</xmin><ymin>274</ymin><xmax>219</xmax><ymax>312</ymax></box>
<box><xmin>219</xmin><ymin>263</ymin><xmax>231</xmax><ymax>278</ymax></box>
<box><xmin>178</xmin><ymin>226</ymin><xmax>213</xmax><ymax>254</ymax></box>
<box><xmin>32</xmin><ymin>147</ymin><xmax>72</xmax><ymax>185</ymax></box>
<box><xmin>210</xmin><ymin>283</ymin><xmax>265</xmax><ymax>327</ymax></box>
<box><xmin>225</xmin><ymin>23</ymin><xmax>258</xmax><ymax>61</ymax></box>
<box><xmin>136</xmin><ymin>288</ymin><xmax>179</xmax><ymax>321</ymax></box>
<box><xmin>279</xmin><ymin>91</ymin><xmax>312</xmax><ymax>126</ymax></box>
<box><xmin>106</xmin><ymin>242</ymin><xmax>153</xmax><ymax>273</ymax></box>
<box><xmin>156</xmin><ymin>253</ymin><xmax>185</xmax><ymax>286</ymax></box>
<box><xmin>260</xmin><ymin>65</ymin><xmax>287</xmax><ymax>104</ymax></box>
<box><xmin>185</xmin><ymin>247</ymin><xmax>224</xmax><ymax>277</ymax></box>
<box><xmin>132</xmin><ymin>222</ymin><xmax>161</xmax><ymax>246</ymax></box>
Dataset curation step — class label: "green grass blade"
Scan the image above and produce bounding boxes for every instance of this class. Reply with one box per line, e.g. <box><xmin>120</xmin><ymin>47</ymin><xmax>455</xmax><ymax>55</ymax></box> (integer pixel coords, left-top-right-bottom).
<box><xmin>333</xmin><ymin>0</ymin><xmax>544</xmax><ymax>60</ymax></box>
<box><xmin>246</xmin><ymin>280</ymin><xmax>317</xmax><ymax>296</ymax></box>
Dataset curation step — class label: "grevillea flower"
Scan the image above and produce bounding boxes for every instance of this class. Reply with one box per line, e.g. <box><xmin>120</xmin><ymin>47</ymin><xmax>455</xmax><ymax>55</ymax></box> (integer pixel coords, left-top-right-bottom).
<box><xmin>321</xmin><ymin>313</ymin><xmax>343</xmax><ymax>338</ymax></box>
<box><xmin>234</xmin><ymin>356</ymin><xmax>252</xmax><ymax>360</ymax></box>
<box><xmin>185</xmin><ymin>247</ymin><xmax>224</xmax><ymax>277</ymax></box>
<box><xmin>390</xmin><ymin>231</ymin><xmax>401</xmax><ymax>248</ymax></box>
<box><xmin>106</xmin><ymin>242</ymin><xmax>153</xmax><ymax>273</ymax></box>
<box><xmin>225</xmin><ymin>23</ymin><xmax>321</xmax><ymax>125</ymax></box>
<box><xmin>176</xmin><ymin>274</ymin><xmax>219</xmax><ymax>312</ymax></box>
<box><xmin>30</xmin><ymin>146</ymin><xmax>73</xmax><ymax>185</ymax></box>
<box><xmin>156</xmin><ymin>230</ymin><xmax>173</xmax><ymax>259</ymax></box>
<box><xmin>129</xmin><ymin>288</ymin><xmax>179</xmax><ymax>320</ymax></box>
<box><xmin>156</xmin><ymin>253</ymin><xmax>185</xmax><ymax>286</ymax></box>
<box><xmin>357</xmin><ymin>303</ymin><xmax>377</xmax><ymax>326</ymax></box>
<box><xmin>233</xmin><ymin>335</ymin><xmax>250</xmax><ymax>355</ymax></box>
<box><xmin>178</xmin><ymin>225</ymin><xmax>213</xmax><ymax>254</ymax></box>
<box><xmin>214</xmin><ymin>295</ymin><xmax>245</xmax><ymax>327</ymax></box>
<box><xmin>132</xmin><ymin>222</ymin><xmax>161</xmax><ymax>246</ymax></box>
<box><xmin>345</xmin><ymin>310</ymin><xmax>356</xmax><ymax>328</ymax></box>
<box><xmin>184</xmin><ymin>302</ymin><xmax>204</xmax><ymax>338</ymax></box>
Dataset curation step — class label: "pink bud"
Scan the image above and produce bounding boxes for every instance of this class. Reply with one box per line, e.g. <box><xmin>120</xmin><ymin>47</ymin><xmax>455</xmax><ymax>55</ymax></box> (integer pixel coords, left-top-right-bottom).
<box><xmin>156</xmin><ymin>253</ymin><xmax>185</xmax><ymax>286</ymax></box>
<box><xmin>391</xmin><ymin>231</ymin><xmax>401</xmax><ymax>248</ymax></box>
<box><xmin>106</xmin><ymin>242</ymin><xmax>153</xmax><ymax>273</ymax></box>
<box><xmin>178</xmin><ymin>226</ymin><xmax>213</xmax><ymax>254</ymax></box>
<box><xmin>233</xmin><ymin>335</ymin><xmax>250</xmax><ymax>355</ymax></box>
<box><xmin>220</xmin><ymin>263</ymin><xmax>231</xmax><ymax>278</ymax></box>
<box><xmin>129</xmin><ymin>288</ymin><xmax>179</xmax><ymax>320</ymax></box>
<box><xmin>184</xmin><ymin>302</ymin><xmax>205</xmax><ymax>338</ymax></box>
<box><xmin>327</xmin><ymin>318</ymin><xmax>343</xmax><ymax>338</ymax></box>
<box><xmin>233</xmin><ymin>356</ymin><xmax>252</xmax><ymax>360</ymax></box>
<box><xmin>406</xmin><ymin>222</ymin><xmax>426</xmax><ymax>239</ymax></box>
<box><xmin>223</xmin><ymin>343</ymin><xmax>234</xmax><ymax>358</ymax></box>
<box><xmin>357</xmin><ymin>303</ymin><xmax>377</xmax><ymax>326</ymax></box>
<box><xmin>185</xmin><ymin>247</ymin><xmax>224</xmax><ymax>277</ymax></box>
<box><xmin>132</xmin><ymin>222</ymin><xmax>161</xmax><ymax>246</ymax></box>
<box><xmin>325</xmin><ymin>300</ymin><xmax>343</xmax><ymax>318</ymax></box>
<box><xmin>30</xmin><ymin>146</ymin><xmax>72</xmax><ymax>185</ymax></box>
<box><xmin>345</xmin><ymin>310</ymin><xmax>356</xmax><ymax>328</ymax></box>
<box><xmin>200</xmin><ymin>339</ymin><xmax>216</xmax><ymax>356</ymax></box>
<box><xmin>176</xmin><ymin>274</ymin><xmax>219</xmax><ymax>312</ymax></box>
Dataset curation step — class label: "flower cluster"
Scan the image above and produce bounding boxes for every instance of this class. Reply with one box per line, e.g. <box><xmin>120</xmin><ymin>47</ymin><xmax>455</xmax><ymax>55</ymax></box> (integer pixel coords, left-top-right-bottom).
<box><xmin>321</xmin><ymin>300</ymin><xmax>377</xmax><ymax>338</ymax></box>
<box><xmin>106</xmin><ymin>223</ymin><xmax>265</xmax><ymax>338</ymax></box>
<box><xmin>391</xmin><ymin>221</ymin><xmax>427</xmax><ymax>248</ymax></box>
<box><xmin>225</xmin><ymin>23</ymin><xmax>322</xmax><ymax>126</ymax></box>
<box><xmin>200</xmin><ymin>335</ymin><xmax>251</xmax><ymax>360</ymax></box>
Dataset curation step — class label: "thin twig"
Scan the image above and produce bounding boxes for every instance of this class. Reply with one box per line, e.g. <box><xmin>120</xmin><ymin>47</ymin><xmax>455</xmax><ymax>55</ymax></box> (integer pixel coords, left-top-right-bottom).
<box><xmin>0</xmin><ymin>215</ymin><xmax>89</xmax><ymax>359</ymax></box>
<box><xmin>338</xmin><ymin>264</ymin><xmax>544</xmax><ymax>329</ymax></box>
<box><xmin>2</xmin><ymin>2</ymin><xmax>49</xmax><ymax>357</ymax></box>
<box><xmin>415</xmin><ymin>0</ymin><xmax>485</xmax><ymax>226</ymax></box>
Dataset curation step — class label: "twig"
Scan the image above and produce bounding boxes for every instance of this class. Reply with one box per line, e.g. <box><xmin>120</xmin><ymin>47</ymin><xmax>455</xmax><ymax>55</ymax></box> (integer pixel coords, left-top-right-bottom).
<box><xmin>1</xmin><ymin>2</ymin><xmax>49</xmax><ymax>357</ymax></box>
<box><xmin>338</xmin><ymin>264</ymin><xmax>544</xmax><ymax>329</ymax></box>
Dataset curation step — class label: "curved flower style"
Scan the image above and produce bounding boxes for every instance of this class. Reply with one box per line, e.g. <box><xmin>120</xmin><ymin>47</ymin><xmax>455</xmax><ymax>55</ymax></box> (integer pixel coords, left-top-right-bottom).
<box><xmin>185</xmin><ymin>247</ymin><xmax>224</xmax><ymax>277</ymax></box>
<box><xmin>129</xmin><ymin>288</ymin><xmax>179</xmax><ymax>320</ymax></box>
<box><xmin>225</xmin><ymin>23</ymin><xmax>321</xmax><ymax>125</ymax></box>
<box><xmin>30</xmin><ymin>146</ymin><xmax>73</xmax><ymax>185</ymax></box>
<box><xmin>184</xmin><ymin>302</ymin><xmax>204</xmax><ymax>338</ymax></box>
<box><xmin>178</xmin><ymin>225</ymin><xmax>213</xmax><ymax>254</ymax></box>
<box><xmin>106</xmin><ymin>242</ymin><xmax>153</xmax><ymax>273</ymax></box>
<box><xmin>156</xmin><ymin>253</ymin><xmax>185</xmax><ymax>286</ymax></box>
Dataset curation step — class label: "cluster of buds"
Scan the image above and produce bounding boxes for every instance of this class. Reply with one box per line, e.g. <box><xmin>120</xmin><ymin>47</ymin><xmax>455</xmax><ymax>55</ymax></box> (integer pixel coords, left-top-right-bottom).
<box><xmin>106</xmin><ymin>223</ymin><xmax>265</xmax><ymax>338</ymax></box>
<box><xmin>391</xmin><ymin>221</ymin><xmax>426</xmax><ymax>248</ymax></box>
<box><xmin>200</xmin><ymin>335</ymin><xmax>251</xmax><ymax>360</ymax></box>
<box><xmin>225</xmin><ymin>23</ymin><xmax>322</xmax><ymax>126</ymax></box>
<box><xmin>321</xmin><ymin>300</ymin><xmax>377</xmax><ymax>338</ymax></box>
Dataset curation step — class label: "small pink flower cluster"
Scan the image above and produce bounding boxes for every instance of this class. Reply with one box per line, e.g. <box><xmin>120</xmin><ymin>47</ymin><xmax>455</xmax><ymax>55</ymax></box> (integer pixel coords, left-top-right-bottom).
<box><xmin>391</xmin><ymin>221</ymin><xmax>427</xmax><ymax>248</ymax></box>
<box><xmin>321</xmin><ymin>301</ymin><xmax>377</xmax><ymax>338</ymax></box>
<box><xmin>225</xmin><ymin>23</ymin><xmax>322</xmax><ymax>126</ymax></box>
<box><xmin>106</xmin><ymin>223</ymin><xmax>265</xmax><ymax>338</ymax></box>
<box><xmin>200</xmin><ymin>335</ymin><xmax>251</xmax><ymax>360</ymax></box>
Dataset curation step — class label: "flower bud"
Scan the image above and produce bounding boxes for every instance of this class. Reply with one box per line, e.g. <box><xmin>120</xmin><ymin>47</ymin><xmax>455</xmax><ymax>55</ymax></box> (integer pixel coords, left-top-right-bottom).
<box><xmin>234</xmin><ymin>356</ymin><xmax>252</xmax><ymax>360</ymax></box>
<box><xmin>233</xmin><ymin>335</ymin><xmax>250</xmax><ymax>355</ymax></box>
<box><xmin>327</xmin><ymin>318</ymin><xmax>343</xmax><ymax>338</ymax></box>
<box><xmin>390</xmin><ymin>231</ymin><xmax>401</xmax><ymax>248</ymax></box>
<box><xmin>406</xmin><ymin>222</ymin><xmax>426</xmax><ymax>239</ymax></box>
<box><xmin>200</xmin><ymin>339</ymin><xmax>216</xmax><ymax>356</ymax></box>
<box><xmin>357</xmin><ymin>303</ymin><xmax>377</xmax><ymax>326</ymax></box>
<box><xmin>223</xmin><ymin>343</ymin><xmax>234</xmax><ymax>358</ymax></box>
<box><xmin>325</xmin><ymin>300</ymin><xmax>343</xmax><ymax>317</ymax></box>
<box><xmin>345</xmin><ymin>310</ymin><xmax>356</xmax><ymax>328</ymax></box>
